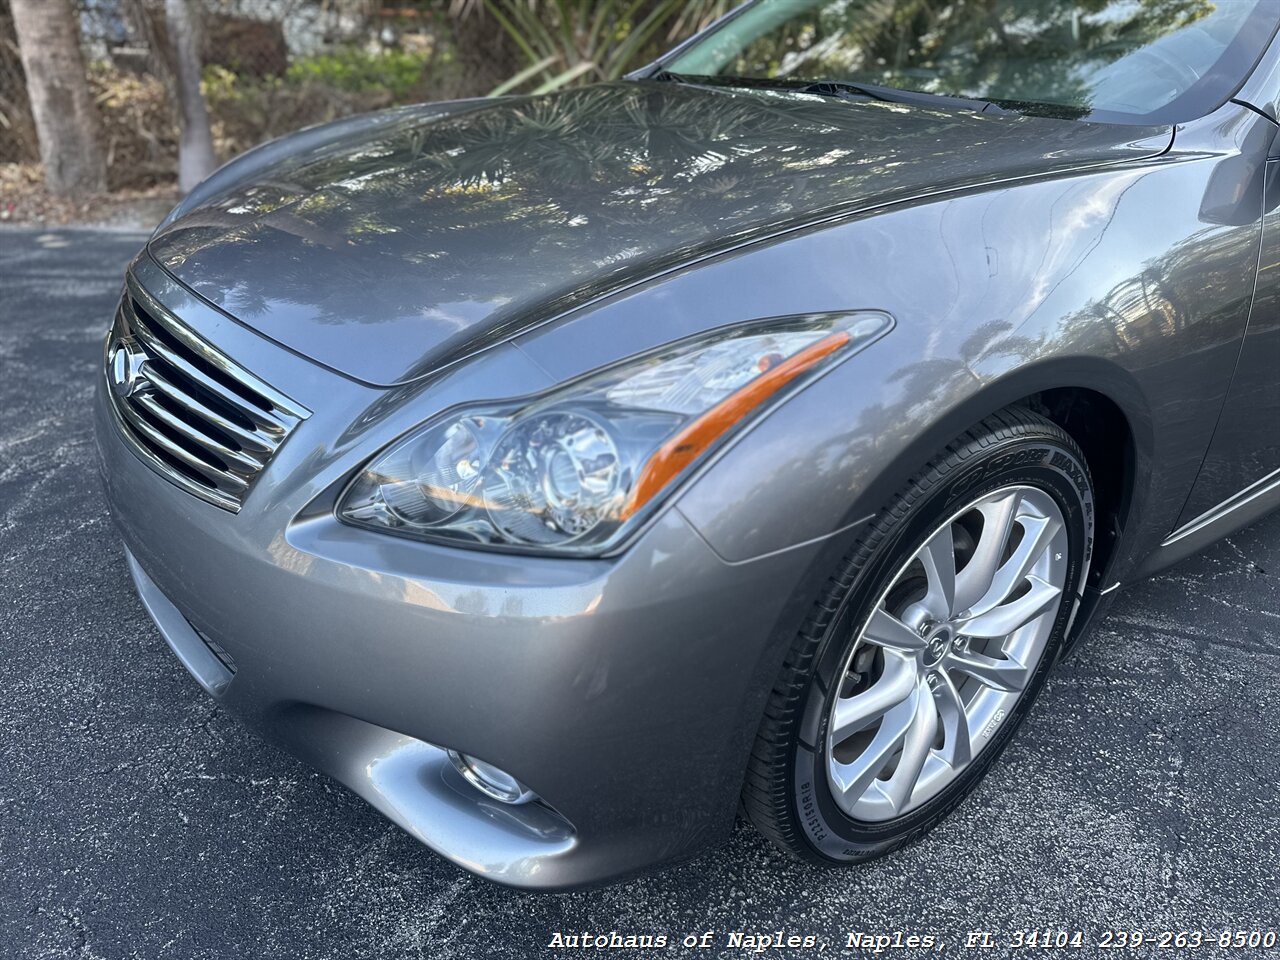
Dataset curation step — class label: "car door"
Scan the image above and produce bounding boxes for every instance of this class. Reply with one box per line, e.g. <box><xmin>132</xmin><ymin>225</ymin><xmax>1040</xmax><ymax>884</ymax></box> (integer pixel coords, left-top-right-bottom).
<box><xmin>1174</xmin><ymin>138</ymin><xmax>1280</xmax><ymax>530</ymax></box>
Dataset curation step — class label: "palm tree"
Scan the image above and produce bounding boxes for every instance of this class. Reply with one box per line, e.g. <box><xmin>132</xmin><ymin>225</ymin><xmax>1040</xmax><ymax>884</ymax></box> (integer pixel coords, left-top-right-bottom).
<box><xmin>9</xmin><ymin>0</ymin><xmax>105</xmax><ymax>197</ymax></box>
<box><xmin>460</xmin><ymin>0</ymin><xmax>732</xmax><ymax>95</ymax></box>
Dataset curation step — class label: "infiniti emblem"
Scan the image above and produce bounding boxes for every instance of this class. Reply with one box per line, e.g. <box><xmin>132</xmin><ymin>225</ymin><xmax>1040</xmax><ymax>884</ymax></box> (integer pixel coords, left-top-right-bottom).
<box><xmin>109</xmin><ymin>338</ymin><xmax>151</xmax><ymax>399</ymax></box>
<box><xmin>921</xmin><ymin>623</ymin><xmax>953</xmax><ymax>668</ymax></box>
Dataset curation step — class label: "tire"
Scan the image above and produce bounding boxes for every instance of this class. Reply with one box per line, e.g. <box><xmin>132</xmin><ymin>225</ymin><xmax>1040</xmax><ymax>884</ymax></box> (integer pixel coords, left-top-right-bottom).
<box><xmin>743</xmin><ymin>406</ymin><xmax>1094</xmax><ymax>864</ymax></box>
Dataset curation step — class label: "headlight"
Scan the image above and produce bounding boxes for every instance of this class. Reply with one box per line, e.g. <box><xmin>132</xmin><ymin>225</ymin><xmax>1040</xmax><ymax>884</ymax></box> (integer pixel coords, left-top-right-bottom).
<box><xmin>338</xmin><ymin>311</ymin><xmax>892</xmax><ymax>555</ymax></box>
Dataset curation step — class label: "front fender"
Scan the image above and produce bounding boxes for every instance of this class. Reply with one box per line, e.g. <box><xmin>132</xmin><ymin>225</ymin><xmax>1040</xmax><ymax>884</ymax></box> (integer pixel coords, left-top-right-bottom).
<box><xmin>515</xmin><ymin>113</ymin><xmax>1260</xmax><ymax>576</ymax></box>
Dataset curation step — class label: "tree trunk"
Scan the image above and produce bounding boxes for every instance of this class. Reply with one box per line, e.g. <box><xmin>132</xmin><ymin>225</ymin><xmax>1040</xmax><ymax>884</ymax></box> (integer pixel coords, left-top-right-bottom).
<box><xmin>9</xmin><ymin>0</ymin><xmax>106</xmax><ymax>197</ymax></box>
<box><xmin>164</xmin><ymin>0</ymin><xmax>216</xmax><ymax>193</ymax></box>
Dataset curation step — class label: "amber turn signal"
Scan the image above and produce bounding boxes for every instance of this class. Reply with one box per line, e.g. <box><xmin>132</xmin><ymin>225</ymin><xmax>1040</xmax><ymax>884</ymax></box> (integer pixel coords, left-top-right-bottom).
<box><xmin>620</xmin><ymin>330</ymin><xmax>852</xmax><ymax>520</ymax></box>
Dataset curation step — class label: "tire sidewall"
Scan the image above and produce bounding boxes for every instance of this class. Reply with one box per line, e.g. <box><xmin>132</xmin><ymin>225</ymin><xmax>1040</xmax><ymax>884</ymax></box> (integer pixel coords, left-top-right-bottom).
<box><xmin>792</xmin><ymin>434</ymin><xmax>1094</xmax><ymax>861</ymax></box>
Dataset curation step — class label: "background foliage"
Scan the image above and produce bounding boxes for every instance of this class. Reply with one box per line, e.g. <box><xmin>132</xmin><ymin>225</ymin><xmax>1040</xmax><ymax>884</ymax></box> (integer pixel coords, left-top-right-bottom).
<box><xmin>0</xmin><ymin>0</ymin><xmax>729</xmax><ymax>191</ymax></box>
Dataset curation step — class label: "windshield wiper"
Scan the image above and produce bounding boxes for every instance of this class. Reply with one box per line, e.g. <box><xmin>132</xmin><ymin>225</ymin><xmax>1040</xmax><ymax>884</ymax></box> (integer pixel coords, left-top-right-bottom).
<box><xmin>797</xmin><ymin>79</ymin><xmax>899</xmax><ymax>103</ymax></box>
<box><xmin>648</xmin><ymin>70</ymin><xmax>1006</xmax><ymax>114</ymax></box>
<box><xmin>801</xmin><ymin>79</ymin><xmax>1001</xmax><ymax>112</ymax></box>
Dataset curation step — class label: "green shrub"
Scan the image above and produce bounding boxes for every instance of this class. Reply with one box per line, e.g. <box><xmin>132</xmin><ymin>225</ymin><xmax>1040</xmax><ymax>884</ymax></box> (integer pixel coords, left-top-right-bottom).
<box><xmin>202</xmin><ymin>43</ymin><xmax>466</xmax><ymax>161</ymax></box>
<box><xmin>284</xmin><ymin>49</ymin><xmax>436</xmax><ymax>100</ymax></box>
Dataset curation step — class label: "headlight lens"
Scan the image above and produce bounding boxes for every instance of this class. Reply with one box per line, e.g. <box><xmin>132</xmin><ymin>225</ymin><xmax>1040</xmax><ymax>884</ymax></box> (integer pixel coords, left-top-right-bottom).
<box><xmin>339</xmin><ymin>311</ymin><xmax>892</xmax><ymax>555</ymax></box>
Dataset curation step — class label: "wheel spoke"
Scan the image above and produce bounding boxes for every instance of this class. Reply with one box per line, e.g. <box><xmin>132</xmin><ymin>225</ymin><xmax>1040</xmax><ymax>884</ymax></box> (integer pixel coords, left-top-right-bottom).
<box><xmin>830</xmin><ymin>691</ymin><xmax>918</xmax><ymax>805</ymax></box>
<box><xmin>864</xmin><ymin>607</ymin><xmax>927</xmax><ymax>652</ymax></box>
<box><xmin>947</xmin><ymin>649</ymin><xmax>1030</xmax><ymax>693</ymax></box>
<box><xmin>971</xmin><ymin>513</ymin><xmax>1062</xmax><ymax>614</ymax></box>
<box><xmin>881</xmin><ymin>679</ymin><xmax>940</xmax><ymax>812</ymax></box>
<box><xmin>829</xmin><ymin>650</ymin><xmax>916</xmax><ymax>744</ymax></box>
<box><xmin>930</xmin><ymin>670</ymin><xmax>972</xmax><ymax>769</ymax></box>
<box><xmin>953</xmin><ymin>491</ymin><xmax>1020</xmax><ymax>613</ymax></box>
<box><xmin>917</xmin><ymin>523</ymin><xmax>956</xmax><ymax>619</ymax></box>
<box><xmin>961</xmin><ymin>575</ymin><xmax>1061</xmax><ymax>638</ymax></box>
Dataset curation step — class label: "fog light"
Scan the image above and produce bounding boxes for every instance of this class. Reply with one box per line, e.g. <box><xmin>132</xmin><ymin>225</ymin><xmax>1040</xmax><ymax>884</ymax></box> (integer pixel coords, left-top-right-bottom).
<box><xmin>447</xmin><ymin>750</ymin><xmax>537</xmax><ymax>804</ymax></box>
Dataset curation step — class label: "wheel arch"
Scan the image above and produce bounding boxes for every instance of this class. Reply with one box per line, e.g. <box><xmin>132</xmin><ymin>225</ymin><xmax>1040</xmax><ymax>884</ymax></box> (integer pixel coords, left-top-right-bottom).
<box><xmin>832</xmin><ymin>357</ymin><xmax>1150</xmax><ymax>594</ymax></box>
<box><xmin>1021</xmin><ymin>385</ymin><xmax>1137</xmax><ymax>593</ymax></box>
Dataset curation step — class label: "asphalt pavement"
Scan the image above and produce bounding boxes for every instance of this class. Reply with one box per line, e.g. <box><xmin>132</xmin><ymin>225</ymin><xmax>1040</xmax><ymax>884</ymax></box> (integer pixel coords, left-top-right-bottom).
<box><xmin>1</xmin><ymin>227</ymin><xmax>1277</xmax><ymax>959</ymax></box>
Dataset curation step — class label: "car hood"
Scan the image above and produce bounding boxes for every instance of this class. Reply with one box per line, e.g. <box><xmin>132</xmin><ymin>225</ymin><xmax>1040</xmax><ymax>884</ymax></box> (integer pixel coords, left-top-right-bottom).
<box><xmin>149</xmin><ymin>81</ymin><xmax>1170</xmax><ymax>385</ymax></box>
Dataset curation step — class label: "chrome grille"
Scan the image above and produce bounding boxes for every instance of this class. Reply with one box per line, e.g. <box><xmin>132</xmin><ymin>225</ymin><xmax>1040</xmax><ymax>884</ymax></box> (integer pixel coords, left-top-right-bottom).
<box><xmin>104</xmin><ymin>275</ymin><xmax>309</xmax><ymax>511</ymax></box>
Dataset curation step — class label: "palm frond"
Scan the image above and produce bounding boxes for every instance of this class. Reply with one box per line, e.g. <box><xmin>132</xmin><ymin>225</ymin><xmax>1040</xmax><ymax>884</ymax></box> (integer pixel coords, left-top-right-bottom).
<box><xmin>481</xmin><ymin>0</ymin><xmax>729</xmax><ymax>95</ymax></box>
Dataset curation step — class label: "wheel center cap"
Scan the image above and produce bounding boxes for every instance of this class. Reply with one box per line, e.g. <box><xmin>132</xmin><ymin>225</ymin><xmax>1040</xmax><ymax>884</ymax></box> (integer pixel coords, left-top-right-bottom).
<box><xmin>922</xmin><ymin>625</ymin><xmax>952</xmax><ymax>667</ymax></box>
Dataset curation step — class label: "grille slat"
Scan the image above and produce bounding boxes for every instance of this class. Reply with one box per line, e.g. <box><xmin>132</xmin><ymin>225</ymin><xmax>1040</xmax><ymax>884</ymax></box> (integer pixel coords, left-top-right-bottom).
<box><xmin>129</xmin><ymin>312</ymin><xmax>289</xmax><ymax>436</ymax></box>
<box><xmin>105</xmin><ymin>275</ymin><xmax>309</xmax><ymax>511</ymax></box>
<box><xmin>115</xmin><ymin>397</ymin><xmax>246</xmax><ymax>489</ymax></box>
<box><xmin>132</xmin><ymin>392</ymin><xmax>265</xmax><ymax>473</ymax></box>
<box><xmin>143</xmin><ymin>366</ymin><xmax>274</xmax><ymax>453</ymax></box>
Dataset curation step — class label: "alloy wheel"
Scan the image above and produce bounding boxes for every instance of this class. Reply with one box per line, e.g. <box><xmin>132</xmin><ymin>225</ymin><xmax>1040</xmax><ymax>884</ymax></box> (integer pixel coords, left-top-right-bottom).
<box><xmin>825</xmin><ymin>484</ymin><xmax>1069</xmax><ymax>822</ymax></box>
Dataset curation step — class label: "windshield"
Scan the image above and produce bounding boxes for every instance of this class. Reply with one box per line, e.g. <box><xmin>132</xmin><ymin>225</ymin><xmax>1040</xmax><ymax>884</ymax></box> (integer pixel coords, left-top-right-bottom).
<box><xmin>665</xmin><ymin>0</ymin><xmax>1278</xmax><ymax>123</ymax></box>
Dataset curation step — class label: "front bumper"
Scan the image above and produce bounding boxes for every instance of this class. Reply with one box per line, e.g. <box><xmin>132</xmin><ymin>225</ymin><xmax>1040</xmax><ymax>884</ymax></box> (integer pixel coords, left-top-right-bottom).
<box><xmin>92</xmin><ymin>271</ymin><xmax>824</xmax><ymax>887</ymax></box>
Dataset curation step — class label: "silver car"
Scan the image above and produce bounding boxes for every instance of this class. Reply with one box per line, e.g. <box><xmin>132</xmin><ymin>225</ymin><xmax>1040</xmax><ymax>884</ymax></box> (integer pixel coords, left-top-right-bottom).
<box><xmin>96</xmin><ymin>0</ymin><xmax>1280</xmax><ymax>888</ymax></box>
